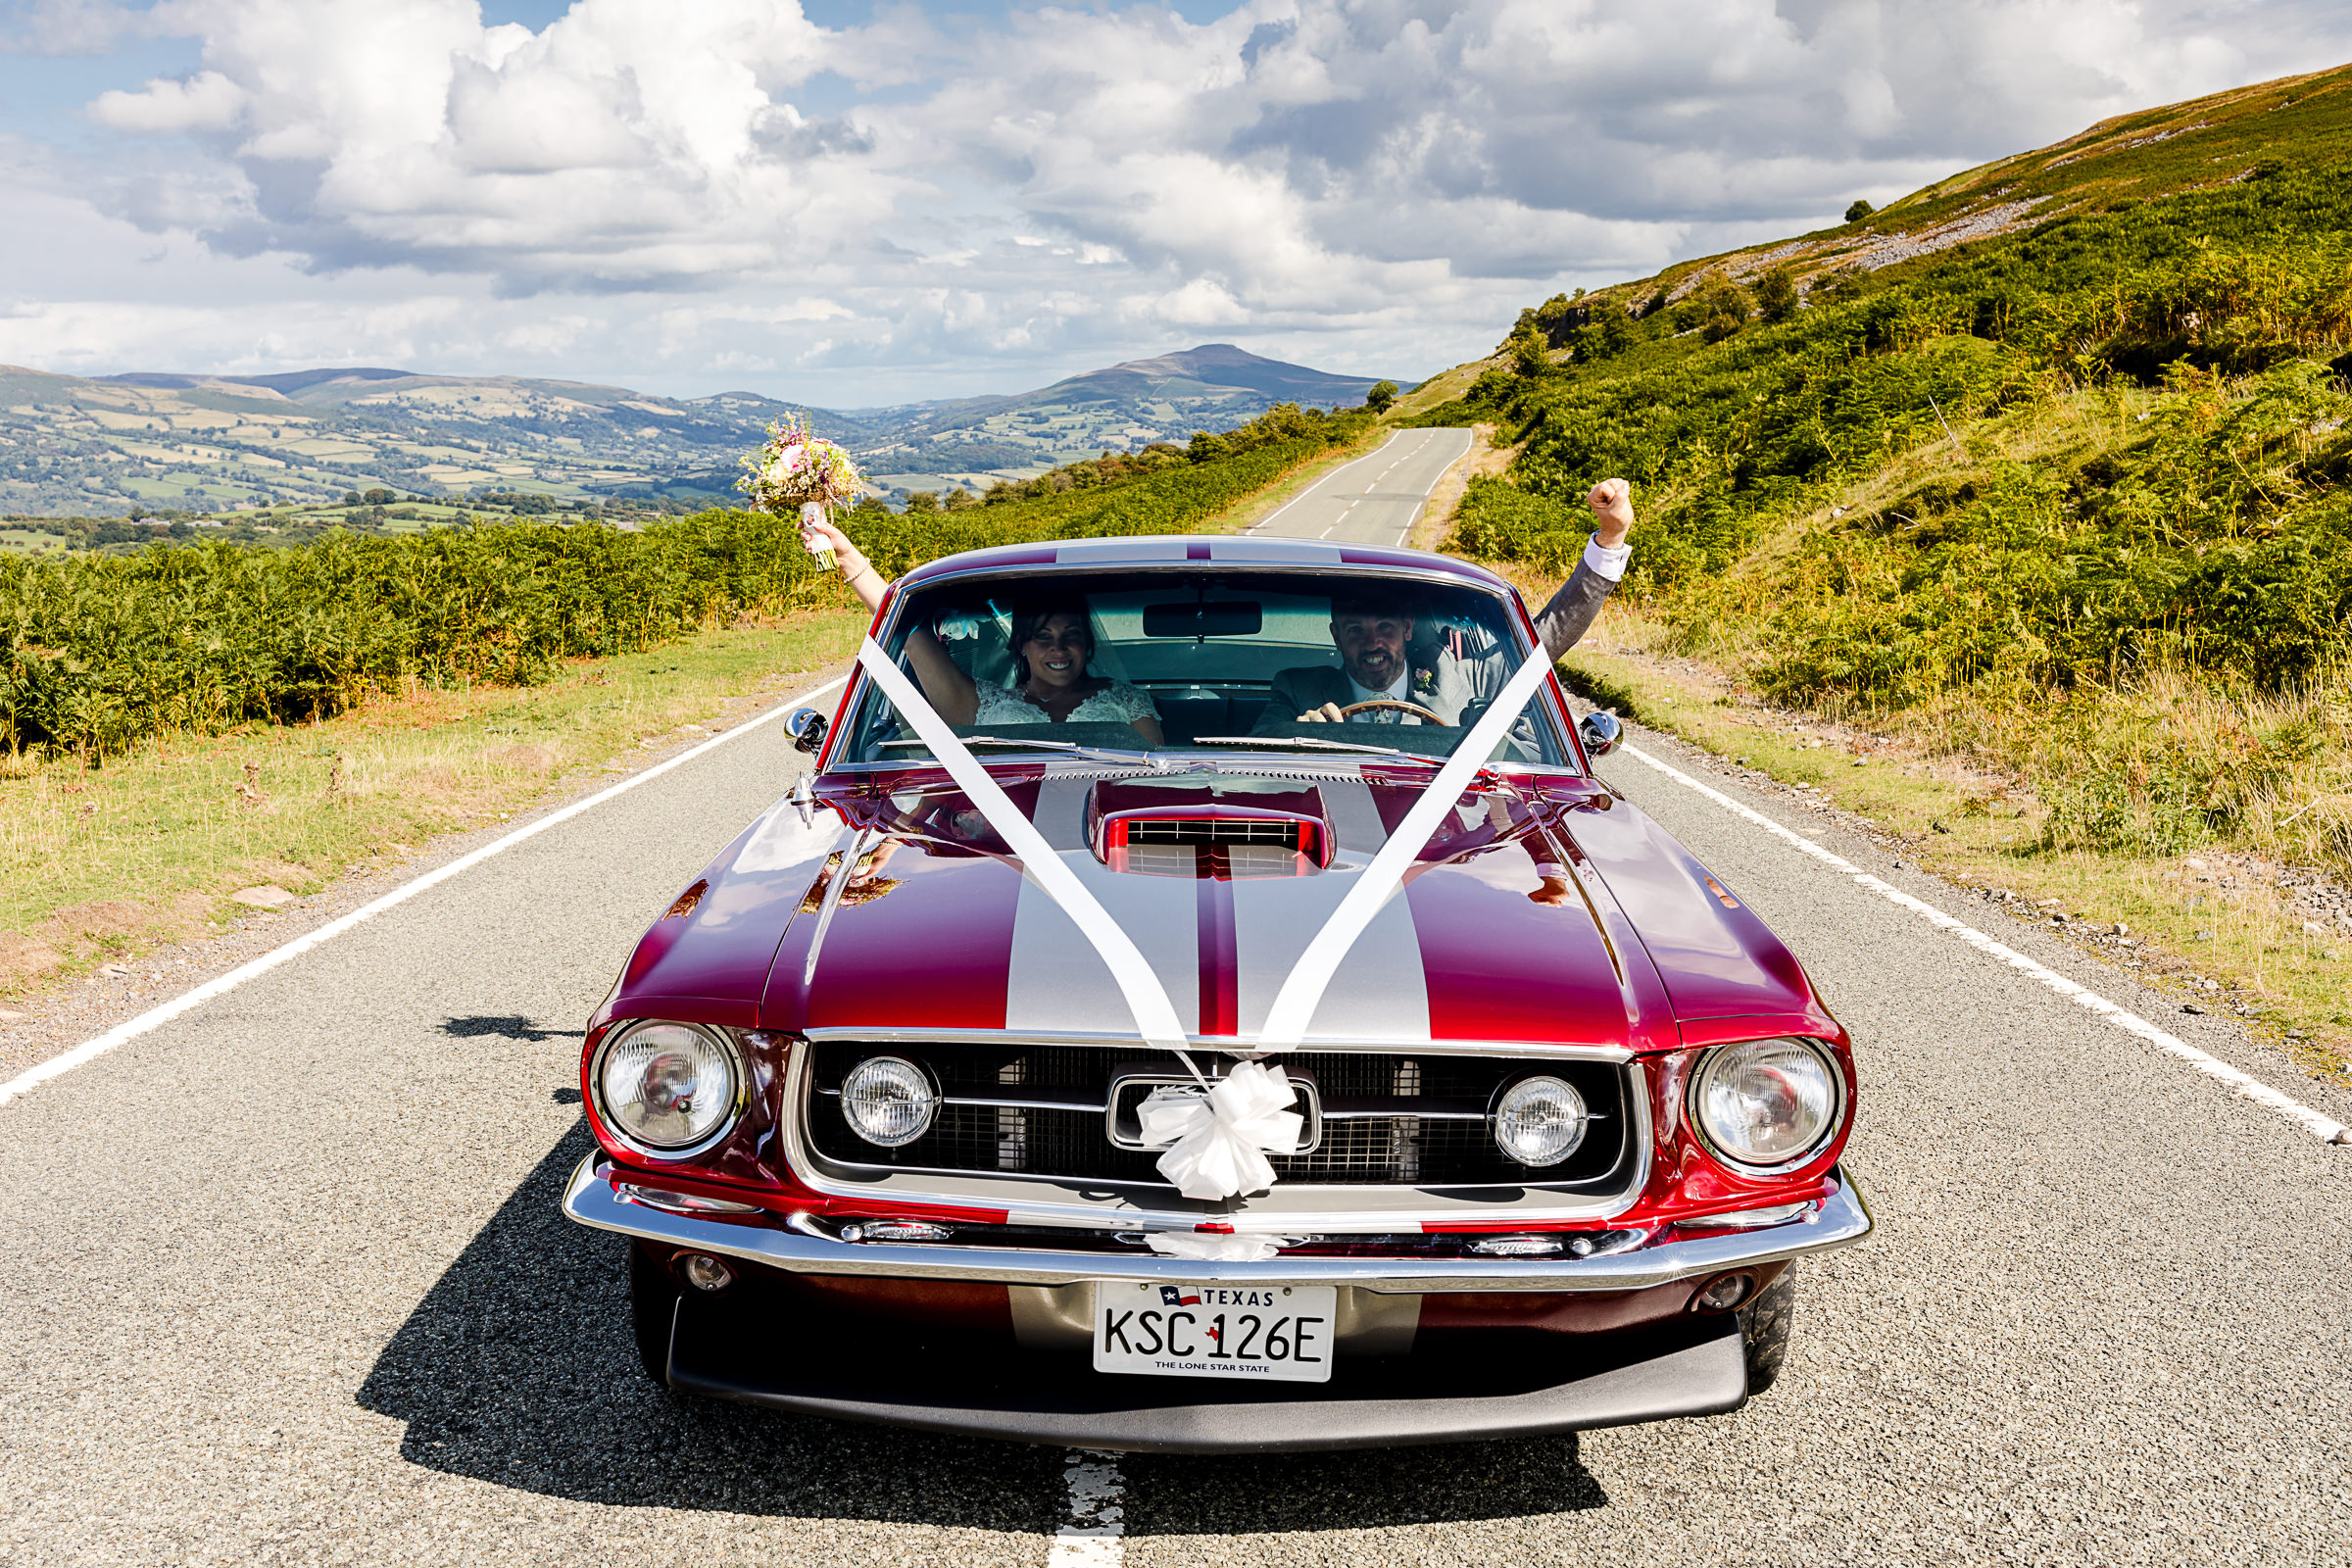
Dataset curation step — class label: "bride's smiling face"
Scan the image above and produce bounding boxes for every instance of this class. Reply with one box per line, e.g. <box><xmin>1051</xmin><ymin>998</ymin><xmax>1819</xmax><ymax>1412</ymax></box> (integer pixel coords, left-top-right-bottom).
<box><xmin>1021</xmin><ymin>613</ymin><xmax>1092</xmax><ymax>693</ymax></box>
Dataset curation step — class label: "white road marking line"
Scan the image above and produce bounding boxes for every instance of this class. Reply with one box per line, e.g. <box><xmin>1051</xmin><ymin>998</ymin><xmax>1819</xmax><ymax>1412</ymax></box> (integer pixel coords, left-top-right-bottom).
<box><xmin>1618</xmin><ymin>742</ymin><xmax>2352</xmax><ymax>1146</ymax></box>
<box><xmin>0</xmin><ymin>675</ymin><xmax>851</xmax><ymax>1110</ymax></box>
<box><xmin>1050</xmin><ymin>1450</ymin><xmax>1126</xmax><ymax>1566</ymax></box>
<box><xmin>1250</xmin><ymin>430</ymin><xmax>1404</xmax><ymax>532</ymax></box>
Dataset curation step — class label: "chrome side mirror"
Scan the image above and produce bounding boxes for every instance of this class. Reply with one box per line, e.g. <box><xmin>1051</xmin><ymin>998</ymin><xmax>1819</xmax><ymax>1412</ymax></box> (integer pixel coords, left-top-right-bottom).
<box><xmin>1578</xmin><ymin>709</ymin><xmax>1622</xmax><ymax>760</ymax></box>
<box><xmin>786</xmin><ymin>707</ymin><xmax>829</xmax><ymax>755</ymax></box>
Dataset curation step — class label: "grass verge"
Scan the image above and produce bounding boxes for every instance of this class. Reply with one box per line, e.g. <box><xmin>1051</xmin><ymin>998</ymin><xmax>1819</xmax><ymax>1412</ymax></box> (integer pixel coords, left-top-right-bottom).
<box><xmin>0</xmin><ymin>607</ymin><xmax>868</xmax><ymax>998</ymax></box>
<box><xmin>1540</xmin><ymin>595</ymin><xmax>2352</xmax><ymax>1090</ymax></box>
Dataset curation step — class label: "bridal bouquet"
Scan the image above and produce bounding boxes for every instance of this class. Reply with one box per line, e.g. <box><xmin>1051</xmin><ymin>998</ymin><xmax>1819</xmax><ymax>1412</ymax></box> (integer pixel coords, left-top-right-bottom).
<box><xmin>738</xmin><ymin>412</ymin><xmax>864</xmax><ymax>569</ymax></box>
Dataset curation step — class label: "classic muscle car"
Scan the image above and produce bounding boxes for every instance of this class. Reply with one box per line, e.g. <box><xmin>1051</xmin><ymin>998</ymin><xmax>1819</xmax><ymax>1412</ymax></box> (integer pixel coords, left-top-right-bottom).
<box><xmin>563</xmin><ymin>534</ymin><xmax>1871</xmax><ymax>1452</ymax></box>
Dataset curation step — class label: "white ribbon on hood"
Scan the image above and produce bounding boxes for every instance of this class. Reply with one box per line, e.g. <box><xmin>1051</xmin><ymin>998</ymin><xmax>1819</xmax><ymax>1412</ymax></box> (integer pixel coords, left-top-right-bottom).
<box><xmin>849</xmin><ymin>632</ymin><xmax>1560</xmax><ymax>1200</ymax></box>
<box><xmin>1256</xmin><ymin>640</ymin><xmax>1557</xmax><ymax>1049</ymax></box>
<box><xmin>855</xmin><ymin>641</ymin><xmax>1298</xmax><ymax>1200</ymax></box>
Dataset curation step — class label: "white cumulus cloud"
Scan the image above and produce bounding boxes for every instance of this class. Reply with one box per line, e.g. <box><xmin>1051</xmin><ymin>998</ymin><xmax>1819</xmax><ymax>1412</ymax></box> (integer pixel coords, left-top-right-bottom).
<box><xmin>0</xmin><ymin>0</ymin><xmax>2347</xmax><ymax>402</ymax></box>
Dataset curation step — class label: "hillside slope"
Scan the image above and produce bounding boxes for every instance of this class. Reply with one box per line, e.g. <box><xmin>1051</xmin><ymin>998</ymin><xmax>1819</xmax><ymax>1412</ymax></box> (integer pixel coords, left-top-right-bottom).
<box><xmin>1426</xmin><ymin>60</ymin><xmax>2352</xmax><ymax>898</ymax></box>
<box><xmin>853</xmin><ymin>344</ymin><xmax>1408</xmax><ymax>482</ymax></box>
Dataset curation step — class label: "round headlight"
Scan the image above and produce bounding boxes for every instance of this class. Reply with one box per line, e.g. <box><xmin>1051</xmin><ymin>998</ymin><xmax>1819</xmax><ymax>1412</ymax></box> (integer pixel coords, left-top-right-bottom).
<box><xmin>1493</xmin><ymin>1075</ymin><xmax>1589</xmax><ymax>1167</ymax></box>
<box><xmin>596</xmin><ymin>1022</ymin><xmax>742</xmax><ymax>1154</ymax></box>
<box><xmin>841</xmin><ymin>1055</ymin><xmax>938</xmax><ymax>1148</ymax></box>
<box><xmin>1690</xmin><ymin>1038</ymin><xmax>1840</xmax><ymax>1168</ymax></box>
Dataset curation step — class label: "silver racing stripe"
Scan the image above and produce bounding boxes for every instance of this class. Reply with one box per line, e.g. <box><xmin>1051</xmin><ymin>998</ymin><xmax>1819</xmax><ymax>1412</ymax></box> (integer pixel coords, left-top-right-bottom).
<box><xmin>1006</xmin><ymin>847</ymin><xmax>1204</xmax><ymax>1038</ymax></box>
<box><xmin>1002</xmin><ymin>774</ymin><xmax>1430</xmax><ymax>1046</ymax></box>
<box><xmin>1229</xmin><ymin>869</ymin><xmax>1431</xmax><ymax>1043</ymax></box>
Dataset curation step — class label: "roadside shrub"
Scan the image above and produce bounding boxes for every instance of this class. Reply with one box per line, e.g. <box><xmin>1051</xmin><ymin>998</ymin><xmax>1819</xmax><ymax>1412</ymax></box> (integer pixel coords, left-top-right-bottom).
<box><xmin>0</xmin><ymin>429</ymin><xmax>1356</xmax><ymax>760</ymax></box>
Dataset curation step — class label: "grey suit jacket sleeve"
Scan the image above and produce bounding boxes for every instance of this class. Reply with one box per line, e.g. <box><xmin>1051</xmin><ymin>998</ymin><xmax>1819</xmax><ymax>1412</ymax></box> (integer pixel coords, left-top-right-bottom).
<box><xmin>1530</xmin><ymin>558</ymin><xmax>1617</xmax><ymax>662</ymax></box>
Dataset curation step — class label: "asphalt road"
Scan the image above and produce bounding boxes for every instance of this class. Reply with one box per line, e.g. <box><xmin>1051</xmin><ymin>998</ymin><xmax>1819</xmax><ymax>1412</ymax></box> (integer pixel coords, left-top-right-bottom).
<box><xmin>1244</xmin><ymin>425</ymin><xmax>1473</xmax><ymax>546</ymax></box>
<box><xmin>4</xmin><ymin>442</ymin><xmax>2349</xmax><ymax>1564</ymax></box>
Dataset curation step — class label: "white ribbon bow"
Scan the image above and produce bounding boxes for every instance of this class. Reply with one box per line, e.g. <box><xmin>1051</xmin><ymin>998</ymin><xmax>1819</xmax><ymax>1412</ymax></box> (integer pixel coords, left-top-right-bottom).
<box><xmin>1137</xmin><ymin>1060</ymin><xmax>1303</xmax><ymax>1201</ymax></box>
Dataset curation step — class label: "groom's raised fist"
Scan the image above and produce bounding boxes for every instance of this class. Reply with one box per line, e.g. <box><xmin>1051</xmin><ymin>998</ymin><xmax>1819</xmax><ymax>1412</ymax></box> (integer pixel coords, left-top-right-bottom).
<box><xmin>1586</xmin><ymin>477</ymin><xmax>1634</xmax><ymax>547</ymax></box>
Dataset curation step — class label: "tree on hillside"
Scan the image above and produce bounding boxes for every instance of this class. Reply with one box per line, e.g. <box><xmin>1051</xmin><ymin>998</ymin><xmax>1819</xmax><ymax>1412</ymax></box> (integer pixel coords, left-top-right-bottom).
<box><xmin>1574</xmin><ymin>306</ymin><xmax>1640</xmax><ymax>363</ymax></box>
<box><xmin>1845</xmin><ymin>199</ymin><xmax>1875</xmax><ymax>223</ymax></box>
<box><xmin>1365</xmin><ymin>380</ymin><xmax>1398</xmax><ymax>414</ymax></box>
<box><xmin>904</xmin><ymin>490</ymin><xmax>940</xmax><ymax>514</ymax></box>
<box><xmin>1755</xmin><ymin>267</ymin><xmax>1801</xmax><ymax>323</ymax></box>
<box><xmin>1509</xmin><ymin>326</ymin><xmax>1553</xmax><ymax>377</ymax></box>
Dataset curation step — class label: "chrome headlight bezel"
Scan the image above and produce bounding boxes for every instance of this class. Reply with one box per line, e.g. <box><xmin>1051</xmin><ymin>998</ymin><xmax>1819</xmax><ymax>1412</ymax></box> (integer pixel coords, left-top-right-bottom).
<box><xmin>590</xmin><ymin>1019</ymin><xmax>749</xmax><ymax>1161</ymax></box>
<box><xmin>839</xmin><ymin>1054</ymin><xmax>941</xmax><ymax>1149</ymax></box>
<box><xmin>1685</xmin><ymin>1036</ymin><xmax>1845</xmax><ymax>1176</ymax></box>
<box><xmin>1490</xmin><ymin>1073</ymin><xmax>1591</xmax><ymax>1168</ymax></box>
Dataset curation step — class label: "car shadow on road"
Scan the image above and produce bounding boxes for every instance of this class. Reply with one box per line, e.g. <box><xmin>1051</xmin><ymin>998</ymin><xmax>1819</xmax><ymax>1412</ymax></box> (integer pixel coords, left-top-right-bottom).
<box><xmin>439</xmin><ymin>1014</ymin><xmax>582</xmax><ymax>1043</ymax></box>
<box><xmin>358</xmin><ymin>1121</ymin><xmax>1610</xmax><ymax>1536</ymax></box>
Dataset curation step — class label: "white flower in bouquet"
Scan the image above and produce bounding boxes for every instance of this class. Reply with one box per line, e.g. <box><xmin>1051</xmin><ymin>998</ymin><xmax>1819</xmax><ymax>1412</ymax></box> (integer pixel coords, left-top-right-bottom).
<box><xmin>738</xmin><ymin>413</ymin><xmax>864</xmax><ymax>569</ymax></box>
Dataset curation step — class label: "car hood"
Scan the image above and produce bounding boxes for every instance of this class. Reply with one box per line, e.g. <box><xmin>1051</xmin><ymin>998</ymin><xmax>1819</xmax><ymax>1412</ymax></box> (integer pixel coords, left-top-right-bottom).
<box><xmin>606</xmin><ymin>769</ymin><xmax>1818</xmax><ymax>1050</ymax></box>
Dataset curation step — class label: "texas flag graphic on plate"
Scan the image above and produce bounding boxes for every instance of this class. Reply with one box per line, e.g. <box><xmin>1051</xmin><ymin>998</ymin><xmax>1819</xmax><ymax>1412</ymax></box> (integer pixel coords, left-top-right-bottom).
<box><xmin>1159</xmin><ymin>1286</ymin><xmax>1201</xmax><ymax>1307</ymax></box>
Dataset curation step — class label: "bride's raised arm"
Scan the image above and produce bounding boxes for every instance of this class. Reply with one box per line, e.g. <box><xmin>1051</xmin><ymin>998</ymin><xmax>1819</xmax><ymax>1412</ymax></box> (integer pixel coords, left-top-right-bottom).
<box><xmin>801</xmin><ymin>514</ymin><xmax>979</xmax><ymax>726</ymax></box>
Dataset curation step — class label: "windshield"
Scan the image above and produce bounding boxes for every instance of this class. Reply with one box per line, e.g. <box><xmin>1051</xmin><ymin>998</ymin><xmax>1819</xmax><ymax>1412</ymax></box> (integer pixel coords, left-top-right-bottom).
<box><xmin>837</xmin><ymin>567</ymin><xmax>1574</xmax><ymax>769</ymax></box>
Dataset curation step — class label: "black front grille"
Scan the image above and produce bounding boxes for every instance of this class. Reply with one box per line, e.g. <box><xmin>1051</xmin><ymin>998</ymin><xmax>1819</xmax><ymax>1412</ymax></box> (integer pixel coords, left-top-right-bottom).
<box><xmin>801</xmin><ymin>1042</ymin><xmax>1633</xmax><ymax>1190</ymax></box>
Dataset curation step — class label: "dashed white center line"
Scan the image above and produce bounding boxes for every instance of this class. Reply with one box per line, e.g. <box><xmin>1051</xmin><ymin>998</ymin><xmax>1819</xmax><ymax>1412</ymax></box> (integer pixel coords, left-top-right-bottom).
<box><xmin>1617</xmin><ymin>740</ymin><xmax>2352</xmax><ymax>1146</ymax></box>
<box><xmin>1049</xmin><ymin>1450</ymin><xmax>1126</xmax><ymax>1565</ymax></box>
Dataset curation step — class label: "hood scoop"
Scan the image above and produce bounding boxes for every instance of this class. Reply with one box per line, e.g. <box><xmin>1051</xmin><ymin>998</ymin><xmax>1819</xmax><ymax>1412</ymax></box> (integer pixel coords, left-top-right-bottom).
<box><xmin>1086</xmin><ymin>779</ymin><xmax>1334</xmax><ymax>880</ymax></box>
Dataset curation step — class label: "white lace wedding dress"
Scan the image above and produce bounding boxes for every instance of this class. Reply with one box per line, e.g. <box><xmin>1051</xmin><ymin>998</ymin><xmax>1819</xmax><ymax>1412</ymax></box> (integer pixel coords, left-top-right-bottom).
<box><xmin>972</xmin><ymin>680</ymin><xmax>1159</xmax><ymax>728</ymax></box>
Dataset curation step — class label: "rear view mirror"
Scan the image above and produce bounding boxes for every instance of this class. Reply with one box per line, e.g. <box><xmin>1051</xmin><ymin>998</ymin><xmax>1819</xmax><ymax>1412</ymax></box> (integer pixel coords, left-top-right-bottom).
<box><xmin>1143</xmin><ymin>601</ymin><xmax>1262</xmax><ymax>638</ymax></box>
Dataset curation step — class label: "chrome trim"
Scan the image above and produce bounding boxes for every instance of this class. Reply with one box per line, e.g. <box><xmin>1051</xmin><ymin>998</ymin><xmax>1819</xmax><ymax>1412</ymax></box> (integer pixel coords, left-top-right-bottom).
<box><xmin>618</xmin><ymin>1182</ymin><xmax>762</xmax><ymax>1216</ymax></box>
<box><xmin>798</xmin><ymin>1025</ymin><xmax>1636</xmax><ymax>1063</ymax></box>
<box><xmin>563</xmin><ymin>1154</ymin><xmax>1874</xmax><ymax>1294</ymax></box>
<box><xmin>780</xmin><ymin>1041</ymin><xmax>1653</xmax><ymax>1230</ymax></box>
<box><xmin>587</xmin><ymin>1020</ymin><xmax>749</xmax><ymax>1164</ymax></box>
<box><xmin>802</xmin><ymin>827</ymin><xmax>873</xmax><ymax>987</ymax></box>
<box><xmin>1683</xmin><ymin>1036</ymin><xmax>1849</xmax><ymax>1178</ymax></box>
<box><xmin>1105</xmin><ymin>1071</ymin><xmax>1326</xmax><ymax>1153</ymax></box>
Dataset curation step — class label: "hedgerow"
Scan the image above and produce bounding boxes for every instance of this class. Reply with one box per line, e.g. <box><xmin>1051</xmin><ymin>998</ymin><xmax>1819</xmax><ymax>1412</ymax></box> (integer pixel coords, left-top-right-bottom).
<box><xmin>0</xmin><ymin>420</ymin><xmax>1362</xmax><ymax>760</ymax></box>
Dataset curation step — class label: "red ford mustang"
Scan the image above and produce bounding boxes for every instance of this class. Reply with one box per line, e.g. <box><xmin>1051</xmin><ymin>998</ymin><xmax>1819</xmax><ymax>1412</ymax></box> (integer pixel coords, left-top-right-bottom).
<box><xmin>564</xmin><ymin>535</ymin><xmax>1871</xmax><ymax>1452</ymax></box>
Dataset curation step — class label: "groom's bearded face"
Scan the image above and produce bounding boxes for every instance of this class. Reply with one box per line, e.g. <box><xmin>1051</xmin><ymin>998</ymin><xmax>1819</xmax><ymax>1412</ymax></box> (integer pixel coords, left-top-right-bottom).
<box><xmin>1332</xmin><ymin>610</ymin><xmax>1413</xmax><ymax>691</ymax></box>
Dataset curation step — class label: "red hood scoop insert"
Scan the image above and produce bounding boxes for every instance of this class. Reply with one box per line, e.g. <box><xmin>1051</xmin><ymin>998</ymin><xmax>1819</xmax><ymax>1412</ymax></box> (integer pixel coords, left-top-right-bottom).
<box><xmin>1087</xmin><ymin>781</ymin><xmax>1334</xmax><ymax>880</ymax></box>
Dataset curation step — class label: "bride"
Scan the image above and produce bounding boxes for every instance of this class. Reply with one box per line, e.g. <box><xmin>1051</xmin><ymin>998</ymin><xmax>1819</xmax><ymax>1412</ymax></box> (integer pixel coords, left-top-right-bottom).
<box><xmin>799</xmin><ymin>514</ymin><xmax>1165</xmax><ymax>745</ymax></box>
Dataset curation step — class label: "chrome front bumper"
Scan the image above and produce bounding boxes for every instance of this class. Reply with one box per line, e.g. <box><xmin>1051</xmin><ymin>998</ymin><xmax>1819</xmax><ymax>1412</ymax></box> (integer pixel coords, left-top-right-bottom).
<box><xmin>562</xmin><ymin>1154</ymin><xmax>1874</xmax><ymax>1295</ymax></box>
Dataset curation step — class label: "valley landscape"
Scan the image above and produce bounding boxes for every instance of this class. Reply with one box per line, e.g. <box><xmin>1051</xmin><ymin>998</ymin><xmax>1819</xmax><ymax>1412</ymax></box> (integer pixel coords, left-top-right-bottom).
<box><xmin>0</xmin><ymin>344</ymin><xmax>1401</xmax><ymax>522</ymax></box>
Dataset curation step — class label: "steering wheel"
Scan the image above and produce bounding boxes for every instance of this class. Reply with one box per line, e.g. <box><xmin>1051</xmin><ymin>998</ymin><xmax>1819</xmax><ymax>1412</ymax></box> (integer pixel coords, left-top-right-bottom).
<box><xmin>1335</xmin><ymin>699</ymin><xmax>1447</xmax><ymax>724</ymax></box>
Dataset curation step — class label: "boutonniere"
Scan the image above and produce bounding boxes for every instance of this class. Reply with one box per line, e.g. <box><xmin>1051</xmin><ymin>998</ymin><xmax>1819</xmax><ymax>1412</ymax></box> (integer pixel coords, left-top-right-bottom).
<box><xmin>1411</xmin><ymin>666</ymin><xmax>1439</xmax><ymax>697</ymax></box>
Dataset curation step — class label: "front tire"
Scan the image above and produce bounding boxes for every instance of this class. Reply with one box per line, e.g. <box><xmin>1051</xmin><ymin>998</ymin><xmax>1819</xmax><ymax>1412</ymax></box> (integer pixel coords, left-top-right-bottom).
<box><xmin>1739</xmin><ymin>1265</ymin><xmax>1798</xmax><ymax>1396</ymax></box>
<box><xmin>629</xmin><ymin>1245</ymin><xmax>683</xmax><ymax>1386</ymax></box>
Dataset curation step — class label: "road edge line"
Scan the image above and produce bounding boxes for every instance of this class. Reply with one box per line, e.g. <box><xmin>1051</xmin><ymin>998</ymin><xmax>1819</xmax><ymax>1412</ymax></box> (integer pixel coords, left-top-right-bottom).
<box><xmin>1616</xmin><ymin>740</ymin><xmax>2352</xmax><ymax>1147</ymax></box>
<box><xmin>0</xmin><ymin>675</ymin><xmax>849</xmax><ymax>1110</ymax></box>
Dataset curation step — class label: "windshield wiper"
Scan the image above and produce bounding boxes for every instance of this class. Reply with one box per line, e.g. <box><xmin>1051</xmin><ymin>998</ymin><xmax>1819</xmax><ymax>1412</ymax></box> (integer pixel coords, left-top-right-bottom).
<box><xmin>1187</xmin><ymin>734</ymin><xmax>1417</xmax><ymax>759</ymax></box>
<box><xmin>879</xmin><ymin>735</ymin><xmax>1159</xmax><ymax>764</ymax></box>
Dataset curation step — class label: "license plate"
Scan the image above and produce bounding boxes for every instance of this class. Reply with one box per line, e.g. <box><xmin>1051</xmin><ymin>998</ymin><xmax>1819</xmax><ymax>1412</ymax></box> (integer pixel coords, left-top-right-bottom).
<box><xmin>1092</xmin><ymin>1282</ymin><xmax>1337</xmax><ymax>1383</ymax></box>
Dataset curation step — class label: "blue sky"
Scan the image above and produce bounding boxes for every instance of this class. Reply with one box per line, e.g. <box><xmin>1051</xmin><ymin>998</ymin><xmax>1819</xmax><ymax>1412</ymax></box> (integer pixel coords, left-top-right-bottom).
<box><xmin>4</xmin><ymin>0</ymin><xmax>2351</xmax><ymax>405</ymax></box>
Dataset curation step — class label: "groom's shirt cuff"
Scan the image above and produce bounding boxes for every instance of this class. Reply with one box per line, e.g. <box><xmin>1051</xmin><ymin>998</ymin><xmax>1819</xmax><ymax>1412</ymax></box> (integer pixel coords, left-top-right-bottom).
<box><xmin>1583</xmin><ymin>536</ymin><xmax>1633</xmax><ymax>582</ymax></box>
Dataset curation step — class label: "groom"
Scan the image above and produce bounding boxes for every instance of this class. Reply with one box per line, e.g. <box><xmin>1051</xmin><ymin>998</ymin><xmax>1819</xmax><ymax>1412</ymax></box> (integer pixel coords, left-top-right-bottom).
<box><xmin>1257</xmin><ymin>477</ymin><xmax>1635</xmax><ymax>728</ymax></box>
